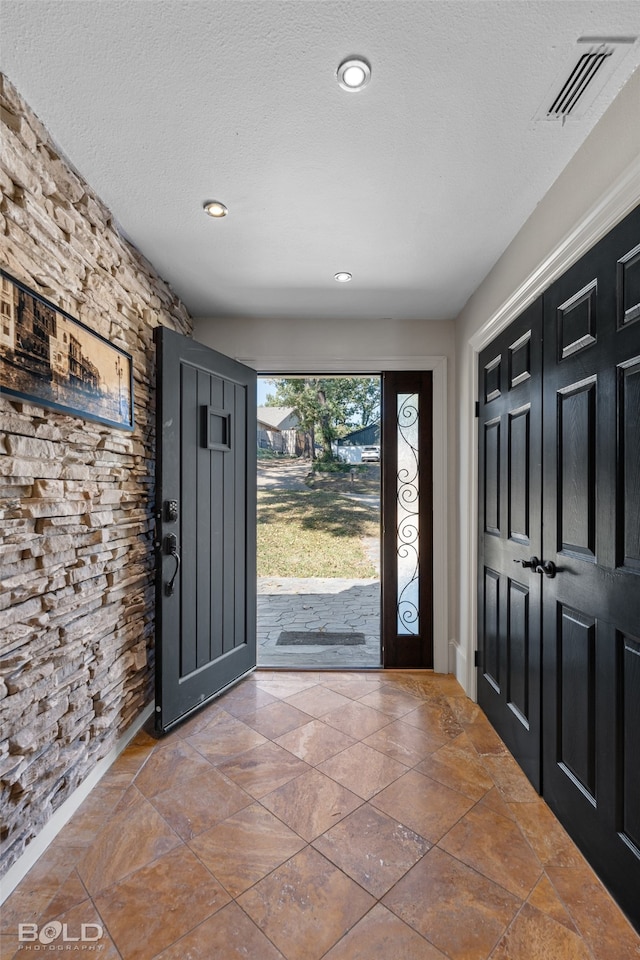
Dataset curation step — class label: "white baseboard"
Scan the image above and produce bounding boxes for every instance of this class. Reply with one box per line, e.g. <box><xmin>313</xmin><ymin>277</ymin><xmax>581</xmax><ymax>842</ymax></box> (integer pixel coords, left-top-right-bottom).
<box><xmin>449</xmin><ymin>638</ymin><xmax>471</xmax><ymax>697</ymax></box>
<box><xmin>0</xmin><ymin>702</ymin><xmax>154</xmax><ymax>904</ymax></box>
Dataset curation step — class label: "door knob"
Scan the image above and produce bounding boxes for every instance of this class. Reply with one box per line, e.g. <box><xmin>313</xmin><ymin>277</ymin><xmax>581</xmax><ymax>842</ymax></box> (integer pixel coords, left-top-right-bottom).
<box><xmin>535</xmin><ymin>560</ymin><xmax>557</xmax><ymax>579</ymax></box>
<box><xmin>513</xmin><ymin>556</ymin><xmax>540</xmax><ymax>570</ymax></box>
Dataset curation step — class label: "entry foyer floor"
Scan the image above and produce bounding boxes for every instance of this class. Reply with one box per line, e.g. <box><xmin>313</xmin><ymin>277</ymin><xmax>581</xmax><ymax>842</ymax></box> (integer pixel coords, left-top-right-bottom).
<box><xmin>2</xmin><ymin>672</ymin><xmax>638</xmax><ymax>959</ymax></box>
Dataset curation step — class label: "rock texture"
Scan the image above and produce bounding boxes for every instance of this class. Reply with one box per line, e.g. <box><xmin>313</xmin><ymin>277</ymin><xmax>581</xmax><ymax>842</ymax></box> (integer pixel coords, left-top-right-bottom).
<box><xmin>0</xmin><ymin>74</ymin><xmax>192</xmax><ymax>876</ymax></box>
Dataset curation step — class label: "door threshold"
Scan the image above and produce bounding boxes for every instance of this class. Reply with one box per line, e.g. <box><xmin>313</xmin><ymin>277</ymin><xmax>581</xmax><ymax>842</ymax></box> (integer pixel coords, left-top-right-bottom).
<box><xmin>255</xmin><ymin>665</ymin><xmax>382</xmax><ymax>672</ymax></box>
<box><xmin>254</xmin><ymin>666</ymin><xmax>438</xmax><ymax>673</ymax></box>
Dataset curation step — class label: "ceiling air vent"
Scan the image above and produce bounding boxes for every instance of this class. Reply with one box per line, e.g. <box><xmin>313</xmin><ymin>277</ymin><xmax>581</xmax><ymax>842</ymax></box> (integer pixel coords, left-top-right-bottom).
<box><xmin>548</xmin><ymin>47</ymin><xmax>612</xmax><ymax>117</ymax></box>
<box><xmin>536</xmin><ymin>37</ymin><xmax>637</xmax><ymax>122</ymax></box>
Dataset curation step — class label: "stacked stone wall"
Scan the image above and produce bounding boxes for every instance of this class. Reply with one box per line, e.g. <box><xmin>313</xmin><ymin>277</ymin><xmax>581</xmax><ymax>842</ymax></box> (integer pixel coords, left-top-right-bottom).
<box><xmin>0</xmin><ymin>75</ymin><xmax>193</xmax><ymax>875</ymax></box>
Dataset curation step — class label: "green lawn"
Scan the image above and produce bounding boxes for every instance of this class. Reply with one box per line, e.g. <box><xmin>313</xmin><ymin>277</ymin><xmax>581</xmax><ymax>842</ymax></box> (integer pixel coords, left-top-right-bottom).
<box><xmin>257</xmin><ymin>487</ymin><xmax>379</xmax><ymax>578</ymax></box>
<box><xmin>306</xmin><ymin>461</ymin><xmax>380</xmax><ymax>496</ymax></box>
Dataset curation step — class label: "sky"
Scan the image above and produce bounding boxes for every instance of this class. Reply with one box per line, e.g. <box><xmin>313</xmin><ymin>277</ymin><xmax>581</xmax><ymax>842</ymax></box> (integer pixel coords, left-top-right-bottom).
<box><xmin>257</xmin><ymin>377</ymin><xmax>274</xmax><ymax>406</ymax></box>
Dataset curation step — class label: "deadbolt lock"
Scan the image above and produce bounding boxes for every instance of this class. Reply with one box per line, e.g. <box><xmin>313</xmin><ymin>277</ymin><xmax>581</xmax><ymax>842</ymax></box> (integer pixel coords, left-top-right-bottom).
<box><xmin>164</xmin><ymin>500</ymin><xmax>178</xmax><ymax>523</ymax></box>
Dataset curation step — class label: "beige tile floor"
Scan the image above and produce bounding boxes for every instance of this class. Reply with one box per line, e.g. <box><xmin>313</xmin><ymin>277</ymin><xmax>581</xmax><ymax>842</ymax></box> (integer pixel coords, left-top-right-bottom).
<box><xmin>2</xmin><ymin>671</ymin><xmax>639</xmax><ymax>960</ymax></box>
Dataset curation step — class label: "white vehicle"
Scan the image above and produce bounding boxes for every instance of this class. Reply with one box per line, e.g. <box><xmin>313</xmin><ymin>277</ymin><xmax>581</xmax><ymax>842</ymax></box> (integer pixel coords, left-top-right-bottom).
<box><xmin>361</xmin><ymin>445</ymin><xmax>380</xmax><ymax>462</ymax></box>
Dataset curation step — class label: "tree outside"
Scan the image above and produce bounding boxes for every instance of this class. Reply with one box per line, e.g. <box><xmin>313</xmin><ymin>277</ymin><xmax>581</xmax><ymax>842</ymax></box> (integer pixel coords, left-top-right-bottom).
<box><xmin>263</xmin><ymin>376</ymin><xmax>380</xmax><ymax>458</ymax></box>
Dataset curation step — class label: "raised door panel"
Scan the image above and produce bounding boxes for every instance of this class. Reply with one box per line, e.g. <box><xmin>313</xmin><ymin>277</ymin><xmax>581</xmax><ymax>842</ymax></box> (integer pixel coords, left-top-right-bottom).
<box><xmin>557</xmin><ymin>606</ymin><xmax>597</xmax><ymax>801</ymax></box>
<box><xmin>506</xmin><ymin>579</ymin><xmax>530</xmax><ymax>728</ymax></box>
<box><xmin>557</xmin><ymin>379</ymin><xmax>597</xmax><ymax>560</ymax></box>
<box><xmin>482</xmin><ymin>567</ymin><xmax>501</xmax><ymax>692</ymax></box>
<box><xmin>620</xmin><ymin>360</ymin><xmax>640</xmax><ymax>571</ymax></box>
<box><xmin>508</xmin><ymin>406</ymin><xmax>530</xmax><ymax>544</ymax></box>
<box><xmin>621</xmin><ymin>632</ymin><xmax>640</xmax><ymax>856</ymax></box>
<box><xmin>483</xmin><ymin>419</ymin><xmax>501</xmax><ymax>536</ymax></box>
<box><xmin>617</xmin><ymin>241</ymin><xmax>640</xmax><ymax>328</ymax></box>
<box><xmin>484</xmin><ymin>353</ymin><xmax>502</xmax><ymax>402</ymax></box>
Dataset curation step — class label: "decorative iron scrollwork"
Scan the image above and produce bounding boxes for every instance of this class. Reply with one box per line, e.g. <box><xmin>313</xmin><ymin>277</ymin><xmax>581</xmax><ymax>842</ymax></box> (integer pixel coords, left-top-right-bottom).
<box><xmin>397</xmin><ymin>394</ymin><xmax>419</xmax><ymax>635</ymax></box>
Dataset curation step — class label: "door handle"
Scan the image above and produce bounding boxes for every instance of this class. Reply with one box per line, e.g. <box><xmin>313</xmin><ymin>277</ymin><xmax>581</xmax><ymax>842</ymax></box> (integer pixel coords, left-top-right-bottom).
<box><xmin>164</xmin><ymin>534</ymin><xmax>181</xmax><ymax>596</ymax></box>
<box><xmin>535</xmin><ymin>560</ymin><xmax>557</xmax><ymax>579</ymax></box>
<box><xmin>513</xmin><ymin>556</ymin><xmax>540</xmax><ymax>570</ymax></box>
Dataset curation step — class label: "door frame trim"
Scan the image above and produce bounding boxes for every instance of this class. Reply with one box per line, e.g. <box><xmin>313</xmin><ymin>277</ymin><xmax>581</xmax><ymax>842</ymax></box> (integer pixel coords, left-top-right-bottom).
<box><xmin>462</xmin><ymin>155</ymin><xmax>640</xmax><ymax>700</ymax></box>
<box><xmin>245</xmin><ymin>357</ymin><xmax>449</xmax><ymax>674</ymax></box>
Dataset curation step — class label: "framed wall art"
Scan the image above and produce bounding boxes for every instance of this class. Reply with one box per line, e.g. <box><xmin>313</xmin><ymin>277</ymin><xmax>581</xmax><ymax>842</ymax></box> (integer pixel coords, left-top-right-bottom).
<box><xmin>0</xmin><ymin>269</ymin><xmax>134</xmax><ymax>431</ymax></box>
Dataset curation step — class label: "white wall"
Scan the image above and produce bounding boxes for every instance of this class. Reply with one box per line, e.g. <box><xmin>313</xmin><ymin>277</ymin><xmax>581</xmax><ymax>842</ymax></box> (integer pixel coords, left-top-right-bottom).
<box><xmin>193</xmin><ymin>315</ymin><xmax>454</xmax><ymax>369</ymax></box>
<box><xmin>194</xmin><ymin>66</ymin><xmax>640</xmax><ymax>694</ymax></box>
<box><xmin>454</xmin><ymin>66</ymin><xmax>640</xmax><ymax>696</ymax></box>
<box><xmin>193</xmin><ymin>315</ymin><xmax>458</xmax><ymax>675</ymax></box>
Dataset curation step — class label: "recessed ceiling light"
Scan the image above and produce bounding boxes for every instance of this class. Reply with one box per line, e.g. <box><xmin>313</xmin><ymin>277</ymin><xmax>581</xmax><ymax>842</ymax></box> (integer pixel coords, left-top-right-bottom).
<box><xmin>337</xmin><ymin>57</ymin><xmax>371</xmax><ymax>92</ymax></box>
<box><xmin>203</xmin><ymin>200</ymin><xmax>228</xmax><ymax>218</ymax></box>
<box><xmin>334</xmin><ymin>272</ymin><xmax>352</xmax><ymax>282</ymax></box>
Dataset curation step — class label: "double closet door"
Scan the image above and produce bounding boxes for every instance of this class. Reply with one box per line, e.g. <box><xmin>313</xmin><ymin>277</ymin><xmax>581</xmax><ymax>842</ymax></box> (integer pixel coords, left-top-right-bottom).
<box><xmin>477</xmin><ymin>204</ymin><xmax>640</xmax><ymax>929</ymax></box>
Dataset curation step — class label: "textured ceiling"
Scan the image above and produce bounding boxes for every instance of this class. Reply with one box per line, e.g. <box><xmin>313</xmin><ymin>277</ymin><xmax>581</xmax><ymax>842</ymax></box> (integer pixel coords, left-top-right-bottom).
<box><xmin>1</xmin><ymin>1</ymin><xmax>639</xmax><ymax>321</ymax></box>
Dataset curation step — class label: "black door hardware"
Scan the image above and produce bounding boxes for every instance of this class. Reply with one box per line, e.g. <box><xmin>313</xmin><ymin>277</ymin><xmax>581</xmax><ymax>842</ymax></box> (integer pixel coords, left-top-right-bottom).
<box><xmin>163</xmin><ymin>534</ymin><xmax>181</xmax><ymax>596</ymax></box>
<box><xmin>164</xmin><ymin>500</ymin><xmax>179</xmax><ymax>523</ymax></box>
<box><xmin>535</xmin><ymin>560</ymin><xmax>557</xmax><ymax>579</ymax></box>
<box><xmin>513</xmin><ymin>556</ymin><xmax>540</xmax><ymax>569</ymax></box>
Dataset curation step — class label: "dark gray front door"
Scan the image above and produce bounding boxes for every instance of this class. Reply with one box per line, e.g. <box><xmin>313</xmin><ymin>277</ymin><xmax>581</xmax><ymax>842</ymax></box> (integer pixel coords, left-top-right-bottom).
<box><xmin>154</xmin><ymin>328</ymin><xmax>257</xmax><ymax>733</ymax></box>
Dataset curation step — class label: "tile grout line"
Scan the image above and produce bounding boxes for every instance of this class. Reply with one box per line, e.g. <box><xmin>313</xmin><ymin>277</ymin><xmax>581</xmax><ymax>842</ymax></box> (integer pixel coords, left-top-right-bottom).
<box><xmin>4</xmin><ymin>672</ymin><xmax>637</xmax><ymax>960</ymax></box>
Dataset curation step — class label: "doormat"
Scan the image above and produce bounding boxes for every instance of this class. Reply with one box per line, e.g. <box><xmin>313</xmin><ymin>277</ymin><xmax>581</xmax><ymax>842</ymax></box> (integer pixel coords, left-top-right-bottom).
<box><xmin>276</xmin><ymin>631</ymin><xmax>366</xmax><ymax>646</ymax></box>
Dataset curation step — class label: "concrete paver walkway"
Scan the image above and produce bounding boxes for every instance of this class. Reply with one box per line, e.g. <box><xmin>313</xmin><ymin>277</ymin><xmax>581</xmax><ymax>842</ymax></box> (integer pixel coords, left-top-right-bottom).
<box><xmin>257</xmin><ymin>458</ymin><xmax>310</xmax><ymax>490</ymax></box>
<box><xmin>257</xmin><ymin>576</ymin><xmax>381</xmax><ymax>667</ymax></box>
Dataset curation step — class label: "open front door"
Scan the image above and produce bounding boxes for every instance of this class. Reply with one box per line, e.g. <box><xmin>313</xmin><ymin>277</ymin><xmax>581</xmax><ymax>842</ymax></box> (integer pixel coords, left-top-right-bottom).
<box><xmin>154</xmin><ymin>327</ymin><xmax>257</xmax><ymax>733</ymax></box>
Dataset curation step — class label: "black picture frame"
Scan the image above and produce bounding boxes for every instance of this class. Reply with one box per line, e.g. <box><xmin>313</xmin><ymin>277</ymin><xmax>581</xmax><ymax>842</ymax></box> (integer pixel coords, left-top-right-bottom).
<box><xmin>0</xmin><ymin>269</ymin><xmax>134</xmax><ymax>431</ymax></box>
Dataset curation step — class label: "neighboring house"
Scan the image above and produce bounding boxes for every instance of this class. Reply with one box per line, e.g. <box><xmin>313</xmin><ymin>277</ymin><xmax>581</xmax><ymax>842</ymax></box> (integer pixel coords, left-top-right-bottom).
<box><xmin>257</xmin><ymin>406</ymin><xmax>302</xmax><ymax>454</ymax></box>
<box><xmin>334</xmin><ymin>422</ymin><xmax>381</xmax><ymax>462</ymax></box>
